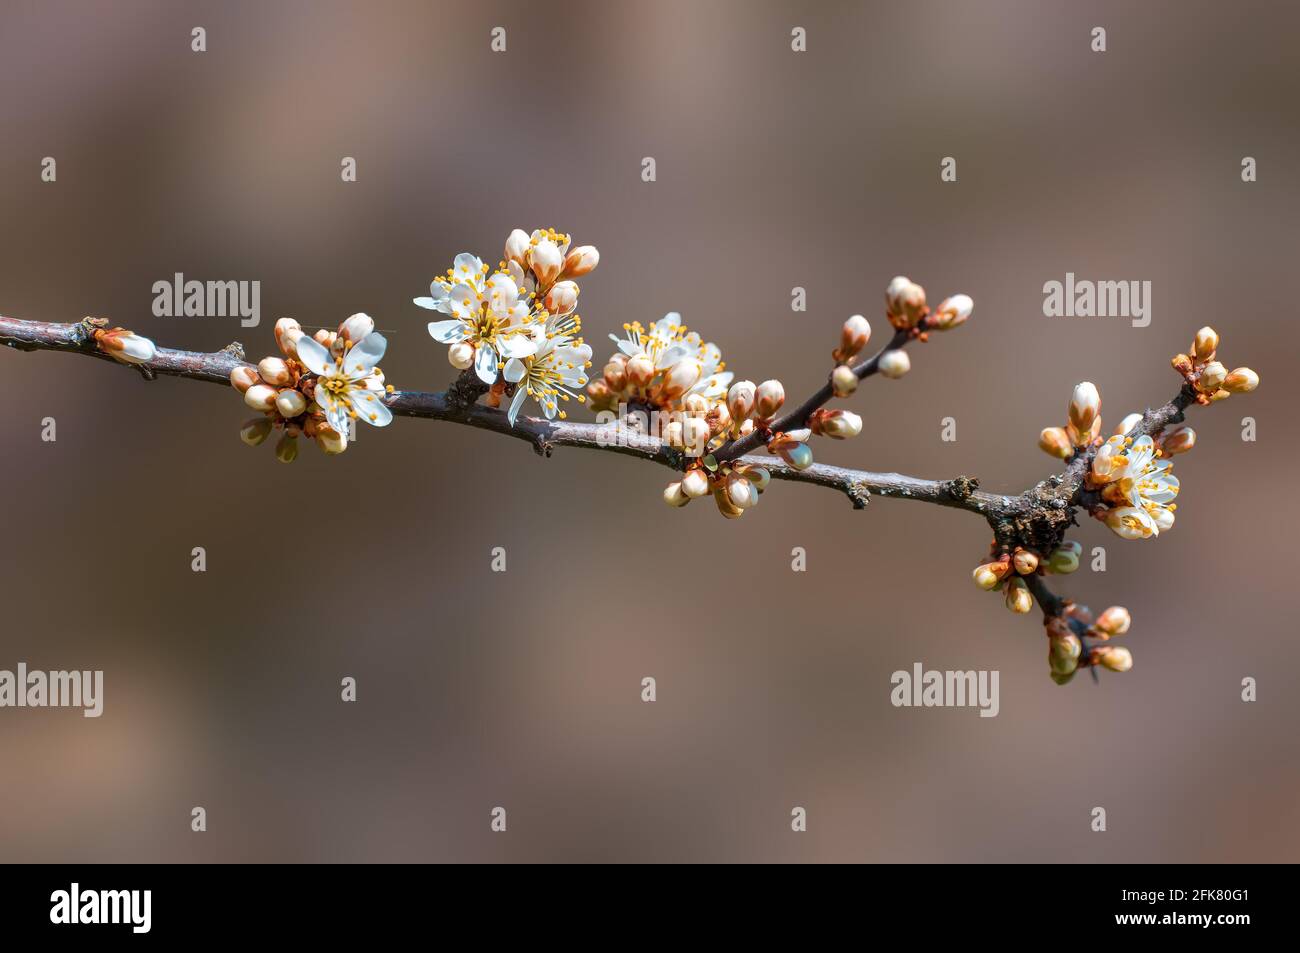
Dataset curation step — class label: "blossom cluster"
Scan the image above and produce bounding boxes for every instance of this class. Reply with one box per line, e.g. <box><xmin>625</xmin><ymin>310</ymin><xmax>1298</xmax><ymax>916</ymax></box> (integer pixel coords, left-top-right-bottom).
<box><xmin>417</xmin><ymin>227</ymin><xmax>597</xmax><ymax>425</ymax></box>
<box><xmin>230</xmin><ymin>313</ymin><xmax>392</xmax><ymax>462</ymax></box>
<box><xmin>1044</xmin><ymin>604</ymin><xmax>1134</xmax><ymax>685</ymax></box>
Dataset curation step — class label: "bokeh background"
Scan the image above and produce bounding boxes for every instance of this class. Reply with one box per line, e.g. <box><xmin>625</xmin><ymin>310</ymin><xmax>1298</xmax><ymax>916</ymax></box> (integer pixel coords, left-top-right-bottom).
<box><xmin>1</xmin><ymin>0</ymin><xmax>1297</xmax><ymax>862</ymax></box>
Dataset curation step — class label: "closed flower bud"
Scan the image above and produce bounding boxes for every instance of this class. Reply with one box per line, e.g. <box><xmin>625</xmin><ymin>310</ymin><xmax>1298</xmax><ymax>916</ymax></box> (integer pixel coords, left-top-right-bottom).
<box><xmin>726</xmin><ymin>472</ymin><xmax>759</xmax><ymax>509</ymax></box>
<box><xmin>257</xmin><ymin>356</ymin><xmax>293</xmax><ymax>387</ymax></box>
<box><xmin>972</xmin><ymin>560</ymin><xmax>1010</xmax><ymax>590</ymax></box>
<box><xmin>885</xmin><ymin>276</ymin><xmax>926</xmax><ymax>329</ymax></box>
<box><xmin>682</xmin><ymin>416</ymin><xmax>710</xmax><ymax>455</ymax></box>
<box><xmin>339</xmin><ymin>312</ymin><xmax>375</xmax><ymax>344</ymax></box>
<box><xmin>239</xmin><ymin>417</ymin><xmax>273</xmax><ymax>446</ymax></box>
<box><xmin>1038</xmin><ymin>426</ymin><xmax>1072</xmax><ymax>459</ymax></box>
<box><xmin>743</xmin><ymin>466</ymin><xmax>771</xmax><ymax>491</ymax></box>
<box><xmin>1050</xmin><ymin>670</ymin><xmax>1076</xmax><ymax>686</ymax></box>
<box><xmin>96</xmin><ymin>328</ymin><xmax>156</xmax><ymax>364</ymax></box>
<box><xmin>1046</xmin><ymin>546</ymin><xmax>1080</xmax><ymax>574</ymax></box>
<box><xmin>727</xmin><ymin>380</ymin><xmax>757</xmax><ymax>421</ymax></box>
<box><xmin>274</xmin><ymin>433</ymin><xmax>299</xmax><ymax>464</ymax></box>
<box><xmin>877</xmin><ymin>349</ymin><xmax>910</xmax><ymax>379</ymax></box>
<box><xmin>528</xmin><ymin>239</ymin><xmax>564</xmax><ymax>286</ymax></box>
<box><xmin>274</xmin><ymin>317</ymin><xmax>303</xmax><ymax>358</ymax></box>
<box><xmin>661</xmin><ymin>358</ymin><xmax>703</xmax><ymax>400</ymax></box>
<box><xmin>244</xmin><ymin>383</ymin><xmax>279</xmax><ymax>412</ymax></box>
<box><xmin>774</xmin><ymin>442</ymin><xmax>814</xmax><ymax>470</ymax></box>
<box><xmin>275</xmin><ymin>388</ymin><xmax>308</xmax><ymax>418</ymax></box>
<box><xmin>713</xmin><ymin>486</ymin><xmax>745</xmax><ymax>519</ymax></box>
<box><xmin>831</xmin><ymin>364</ymin><xmax>858</xmax><ymax>397</ymax></box>
<box><xmin>230</xmin><ymin>365</ymin><xmax>260</xmax><ymax>393</ymax></box>
<box><xmin>661</xmin><ymin>420</ymin><xmax>684</xmax><ymax>447</ymax></box>
<box><xmin>1159</xmin><ymin>424</ymin><xmax>1195</xmax><ymax>455</ymax></box>
<box><xmin>1004</xmin><ymin>577</ymin><xmax>1033</xmax><ymax>614</ymax></box>
<box><xmin>835</xmin><ymin>314</ymin><xmax>872</xmax><ymax>361</ymax></box>
<box><xmin>562</xmin><ymin>244</ymin><xmax>599</xmax><ymax>277</ymax></box>
<box><xmin>1068</xmin><ymin>382</ymin><xmax>1101</xmax><ymax>437</ymax></box>
<box><xmin>811</xmin><ymin>408</ymin><xmax>862</xmax><ymax>439</ymax></box>
<box><xmin>1192</xmin><ymin>326</ymin><xmax>1219</xmax><ymax>362</ymax></box>
<box><xmin>663</xmin><ymin>482</ymin><xmax>691</xmax><ymax>507</ymax></box>
<box><xmin>755</xmin><ymin>379</ymin><xmax>785</xmax><ymax>419</ymax></box>
<box><xmin>930</xmin><ymin>293</ymin><xmax>973</xmax><ymax>331</ymax></box>
<box><xmin>504</xmin><ymin>228</ymin><xmax>530</xmax><ymax>265</ymax></box>
<box><xmin>1114</xmin><ymin>412</ymin><xmax>1143</xmax><ymax>436</ymax></box>
<box><xmin>626</xmin><ymin>354</ymin><xmax>655</xmax><ymax>389</ymax></box>
<box><xmin>1199</xmin><ymin>361</ymin><xmax>1227</xmax><ymax>392</ymax></box>
<box><xmin>681</xmin><ymin>468</ymin><xmax>711</xmax><ymax>498</ymax></box>
<box><xmin>448</xmin><ymin>342</ymin><xmax>475</xmax><ymax>369</ymax></box>
<box><xmin>544</xmin><ymin>280</ymin><xmax>579</xmax><ymax>316</ymax></box>
<box><xmin>1091</xmin><ymin>645</ymin><xmax>1133</xmax><ymax>673</ymax></box>
<box><xmin>1013</xmin><ymin>549</ymin><xmax>1039</xmax><ymax>575</ymax></box>
<box><xmin>316</xmin><ymin>425</ymin><xmax>347</xmax><ymax>455</ymax></box>
<box><xmin>1222</xmin><ymin>367</ymin><xmax>1259</xmax><ymax>393</ymax></box>
<box><xmin>1092</xmin><ymin>605</ymin><xmax>1131</xmax><ymax>639</ymax></box>
<box><xmin>1048</xmin><ymin>632</ymin><xmax>1082</xmax><ymax>675</ymax></box>
<box><xmin>1171</xmin><ymin>353</ymin><xmax>1193</xmax><ymax>376</ymax></box>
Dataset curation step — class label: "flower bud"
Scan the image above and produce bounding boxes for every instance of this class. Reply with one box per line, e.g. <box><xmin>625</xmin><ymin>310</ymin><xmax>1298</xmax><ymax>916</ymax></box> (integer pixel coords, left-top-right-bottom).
<box><xmin>661</xmin><ymin>420</ymin><xmax>684</xmax><ymax>447</ymax></box>
<box><xmin>448</xmin><ymin>342</ymin><xmax>475</xmax><ymax>369</ymax></box>
<box><xmin>230</xmin><ymin>365</ymin><xmax>260</xmax><ymax>393</ymax></box>
<box><xmin>275</xmin><ymin>388</ymin><xmax>308</xmax><ymax>418</ymax></box>
<box><xmin>562</xmin><ymin>244</ymin><xmax>599</xmax><ymax>278</ymax></box>
<box><xmin>877</xmin><ymin>349</ymin><xmax>910</xmax><ymax>379</ymax></box>
<box><xmin>625</xmin><ymin>354</ymin><xmax>655</xmax><ymax>389</ymax></box>
<box><xmin>1158</xmin><ymin>424</ymin><xmax>1195</xmax><ymax>456</ymax></box>
<box><xmin>1199</xmin><ymin>361</ymin><xmax>1227</xmax><ymax>392</ymax></box>
<box><xmin>1091</xmin><ymin>645</ymin><xmax>1133</xmax><ymax>673</ymax></box>
<box><xmin>811</xmin><ymin>408</ymin><xmax>862</xmax><ymax>439</ymax></box>
<box><xmin>504</xmin><ymin>228</ymin><xmax>530</xmax><ymax>265</ymax></box>
<box><xmin>274</xmin><ymin>433</ymin><xmax>299</xmax><ymax>464</ymax></box>
<box><xmin>602</xmin><ymin>359</ymin><xmax>628</xmax><ymax>390</ymax></box>
<box><xmin>96</xmin><ymin>328</ymin><xmax>156</xmax><ymax>364</ymax></box>
<box><xmin>1114</xmin><ymin>412</ymin><xmax>1143</xmax><ymax>437</ymax></box>
<box><xmin>316</xmin><ymin>425</ymin><xmax>347</xmax><ymax>455</ymax></box>
<box><xmin>885</xmin><ymin>276</ymin><xmax>926</xmax><ymax>329</ymax></box>
<box><xmin>727</xmin><ymin>380</ymin><xmax>756</xmax><ymax>421</ymax></box>
<box><xmin>836</xmin><ymin>314</ymin><xmax>872</xmax><ymax>361</ymax></box>
<box><xmin>1050</xmin><ymin>670</ymin><xmax>1076</xmax><ymax>685</ymax></box>
<box><xmin>831</xmin><ymin>364</ymin><xmax>858</xmax><ymax>397</ymax></box>
<box><xmin>1046</xmin><ymin>546</ymin><xmax>1080</xmax><ymax>574</ymax></box>
<box><xmin>244</xmin><ymin>383</ymin><xmax>278</xmax><ymax>412</ymax></box>
<box><xmin>339</xmin><ymin>312</ymin><xmax>375</xmax><ymax>344</ymax></box>
<box><xmin>1092</xmin><ymin>605</ymin><xmax>1131</xmax><ymax>639</ymax></box>
<box><xmin>661</xmin><ymin>358</ymin><xmax>703</xmax><ymax>400</ymax></box>
<box><xmin>1068</xmin><ymin>382</ymin><xmax>1101</xmax><ymax>438</ymax></box>
<box><xmin>930</xmin><ymin>293</ymin><xmax>972</xmax><ymax>331</ymax></box>
<box><xmin>257</xmin><ymin>356</ymin><xmax>293</xmax><ymax>387</ymax></box>
<box><xmin>1171</xmin><ymin>353</ymin><xmax>1194</xmax><ymax>376</ymax></box>
<box><xmin>972</xmin><ymin>560</ymin><xmax>1010</xmax><ymax>590</ymax></box>
<box><xmin>681</xmin><ymin>468</ymin><xmax>711</xmax><ymax>498</ymax></box>
<box><xmin>1222</xmin><ymin>367</ymin><xmax>1259</xmax><ymax>394</ymax></box>
<box><xmin>274</xmin><ymin>317</ymin><xmax>303</xmax><ymax>358</ymax></box>
<box><xmin>743</xmin><ymin>466</ymin><xmax>770</xmax><ymax>491</ymax></box>
<box><xmin>773</xmin><ymin>442</ymin><xmax>813</xmax><ymax>470</ymax></box>
<box><xmin>663</xmin><ymin>482</ymin><xmax>691</xmax><ymax>507</ymax></box>
<box><xmin>544</xmin><ymin>280</ymin><xmax>579</xmax><ymax>316</ymax></box>
<box><xmin>712</xmin><ymin>486</ymin><xmax>745</xmax><ymax>519</ymax></box>
<box><xmin>1049</xmin><ymin>632</ymin><xmax>1082</xmax><ymax>675</ymax></box>
<box><xmin>1004</xmin><ymin>577</ymin><xmax>1033</xmax><ymax>614</ymax></box>
<box><xmin>1192</xmin><ymin>326</ymin><xmax>1219</xmax><ymax>362</ymax></box>
<box><xmin>528</xmin><ymin>239</ymin><xmax>563</xmax><ymax>286</ymax></box>
<box><xmin>755</xmin><ymin>379</ymin><xmax>785</xmax><ymax>419</ymax></box>
<box><xmin>240</xmin><ymin>417</ymin><xmax>273</xmax><ymax>446</ymax></box>
<box><xmin>726</xmin><ymin>471</ymin><xmax>759</xmax><ymax>509</ymax></box>
<box><xmin>1013</xmin><ymin>549</ymin><xmax>1039</xmax><ymax>575</ymax></box>
<box><xmin>682</xmin><ymin>416</ymin><xmax>710</xmax><ymax>455</ymax></box>
<box><xmin>1038</xmin><ymin>427</ymin><xmax>1072</xmax><ymax>459</ymax></box>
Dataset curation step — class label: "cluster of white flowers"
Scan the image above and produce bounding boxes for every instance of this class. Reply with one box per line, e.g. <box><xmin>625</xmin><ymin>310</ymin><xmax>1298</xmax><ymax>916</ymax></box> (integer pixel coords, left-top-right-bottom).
<box><xmin>417</xmin><ymin>227</ymin><xmax>597</xmax><ymax>423</ymax></box>
<box><xmin>229</xmin><ymin>313</ymin><xmax>391</xmax><ymax>462</ymax></box>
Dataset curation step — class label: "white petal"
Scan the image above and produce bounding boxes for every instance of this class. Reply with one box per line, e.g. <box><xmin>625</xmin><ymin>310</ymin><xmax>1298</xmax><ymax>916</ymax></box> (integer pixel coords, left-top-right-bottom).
<box><xmin>498</xmin><ymin>335</ymin><xmax>538</xmax><ymax>359</ymax></box>
<box><xmin>349</xmin><ymin>389</ymin><xmax>393</xmax><ymax>427</ymax></box>
<box><xmin>344</xmin><ymin>332</ymin><xmax>386</xmax><ymax>377</ymax></box>
<box><xmin>474</xmin><ymin>344</ymin><xmax>499</xmax><ymax>384</ymax></box>
<box><xmin>428</xmin><ymin>319</ymin><xmax>469</xmax><ymax>344</ymax></box>
<box><xmin>294</xmin><ymin>334</ymin><xmax>331</xmax><ymax>376</ymax></box>
<box><xmin>504</xmin><ymin>358</ymin><xmax>526</xmax><ymax>383</ymax></box>
<box><xmin>508</xmin><ymin>387</ymin><xmax>528</xmax><ymax>426</ymax></box>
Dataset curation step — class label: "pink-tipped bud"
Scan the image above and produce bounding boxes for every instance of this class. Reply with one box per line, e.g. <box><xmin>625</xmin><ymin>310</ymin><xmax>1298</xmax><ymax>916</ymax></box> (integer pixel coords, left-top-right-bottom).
<box><xmin>726</xmin><ymin>471</ymin><xmax>759</xmax><ymax>509</ymax></box>
<box><xmin>528</xmin><ymin>239</ymin><xmax>563</xmax><ymax>286</ymax></box>
<box><xmin>1091</xmin><ymin>645</ymin><xmax>1133</xmax><ymax>673</ymax></box>
<box><xmin>773</xmin><ymin>441</ymin><xmax>814</xmax><ymax>470</ymax></box>
<box><xmin>661</xmin><ymin>358</ymin><xmax>703</xmax><ymax>400</ymax></box>
<box><xmin>1092</xmin><ymin>606</ymin><xmax>1131</xmax><ymax>639</ymax></box>
<box><xmin>274</xmin><ymin>433</ymin><xmax>299</xmax><ymax>464</ymax></box>
<box><xmin>1114</xmin><ymin>412</ymin><xmax>1143</xmax><ymax>436</ymax></box>
<box><xmin>275</xmin><ymin>388</ymin><xmax>308</xmax><ymax>418</ymax></box>
<box><xmin>562</xmin><ymin>245</ymin><xmax>599</xmax><ymax>278</ymax></box>
<box><xmin>681</xmin><ymin>468</ymin><xmax>711</xmax><ymax>498</ymax></box>
<box><xmin>1038</xmin><ymin>427</ymin><xmax>1072</xmax><ymax>460</ymax></box>
<box><xmin>339</xmin><ymin>312</ymin><xmax>375</xmax><ymax>344</ymax></box>
<box><xmin>930</xmin><ymin>294</ymin><xmax>973</xmax><ymax>331</ymax></box>
<box><xmin>96</xmin><ymin>328</ymin><xmax>156</xmax><ymax>364</ymax></box>
<box><xmin>316</xmin><ymin>425</ymin><xmax>347</xmax><ymax>455</ymax></box>
<box><xmin>1222</xmin><ymin>367</ymin><xmax>1259</xmax><ymax>393</ymax></box>
<box><xmin>831</xmin><ymin>364</ymin><xmax>858</xmax><ymax>397</ymax></box>
<box><xmin>1192</xmin><ymin>326</ymin><xmax>1219</xmax><ymax>362</ymax></box>
<box><xmin>544</xmin><ymin>280</ymin><xmax>579</xmax><ymax>316</ymax></box>
<box><xmin>230</xmin><ymin>365</ymin><xmax>260</xmax><ymax>394</ymax></box>
<box><xmin>1004</xmin><ymin>577</ymin><xmax>1033</xmax><ymax>614</ymax></box>
<box><xmin>836</xmin><ymin>314</ymin><xmax>872</xmax><ymax>361</ymax></box>
<box><xmin>755</xmin><ymin>380</ymin><xmax>785</xmax><ymax>419</ymax></box>
<box><xmin>1159</xmin><ymin>425</ymin><xmax>1196</xmax><ymax>455</ymax></box>
<box><xmin>1068</xmin><ymin>382</ymin><xmax>1101</xmax><ymax>437</ymax></box>
<box><xmin>727</xmin><ymin>380</ymin><xmax>756</xmax><ymax>421</ymax></box>
<box><xmin>1013</xmin><ymin>549</ymin><xmax>1039</xmax><ymax>575</ymax></box>
<box><xmin>257</xmin><ymin>356</ymin><xmax>293</xmax><ymax>387</ymax></box>
<box><xmin>240</xmin><ymin>417</ymin><xmax>273</xmax><ymax>446</ymax></box>
<box><xmin>274</xmin><ymin>317</ymin><xmax>303</xmax><ymax>358</ymax></box>
<box><xmin>810</xmin><ymin>408</ymin><xmax>862</xmax><ymax>439</ymax></box>
<box><xmin>504</xmin><ymin>229</ymin><xmax>531</xmax><ymax>265</ymax></box>
<box><xmin>972</xmin><ymin>560</ymin><xmax>1011</xmax><ymax>590</ymax></box>
<box><xmin>663</xmin><ymin>482</ymin><xmax>691</xmax><ymax>507</ymax></box>
<box><xmin>244</xmin><ymin>383</ymin><xmax>278</xmax><ymax>412</ymax></box>
<box><xmin>1199</xmin><ymin>361</ymin><xmax>1227</xmax><ymax>392</ymax></box>
<box><xmin>448</xmin><ymin>342</ymin><xmax>475</xmax><ymax>369</ymax></box>
<box><xmin>885</xmin><ymin>276</ymin><xmax>927</xmax><ymax>329</ymax></box>
<box><xmin>877</xmin><ymin>350</ymin><xmax>910</xmax><ymax>379</ymax></box>
<box><xmin>625</xmin><ymin>354</ymin><xmax>655</xmax><ymax>389</ymax></box>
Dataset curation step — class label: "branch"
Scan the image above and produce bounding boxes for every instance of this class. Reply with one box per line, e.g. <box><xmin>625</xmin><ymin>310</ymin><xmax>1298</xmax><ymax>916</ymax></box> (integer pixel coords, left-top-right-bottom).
<box><xmin>0</xmin><ymin>314</ymin><xmax>1009</xmax><ymax>515</ymax></box>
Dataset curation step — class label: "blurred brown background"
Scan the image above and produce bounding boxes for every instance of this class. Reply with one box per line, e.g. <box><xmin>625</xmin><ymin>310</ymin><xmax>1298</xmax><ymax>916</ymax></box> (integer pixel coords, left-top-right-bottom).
<box><xmin>1</xmin><ymin>0</ymin><xmax>1296</xmax><ymax>862</ymax></box>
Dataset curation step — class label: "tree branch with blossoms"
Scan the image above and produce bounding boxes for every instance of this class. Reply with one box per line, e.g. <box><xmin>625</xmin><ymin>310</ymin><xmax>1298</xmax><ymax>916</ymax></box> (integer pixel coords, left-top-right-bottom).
<box><xmin>0</xmin><ymin>228</ymin><xmax>1260</xmax><ymax>688</ymax></box>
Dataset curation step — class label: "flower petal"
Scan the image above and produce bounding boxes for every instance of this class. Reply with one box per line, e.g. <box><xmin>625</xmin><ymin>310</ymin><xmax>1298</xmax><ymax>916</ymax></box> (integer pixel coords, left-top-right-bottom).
<box><xmin>294</xmin><ymin>334</ymin><xmax>332</xmax><ymax>376</ymax></box>
<box><xmin>503</xmin><ymin>358</ymin><xmax>526</xmax><ymax>383</ymax></box>
<box><xmin>474</xmin><ymin>343</ymin><xmax>499</xmax><ymax>384</ymax></box>
<box><xmin>507</xmin><ymin>386</ymin><xmax>528</xmax><ymax>426</ymax></box>
<box><xmin>428</xmin><ymin>319</ymin><xmax>469</xmax><ymax>344</ymax></box>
